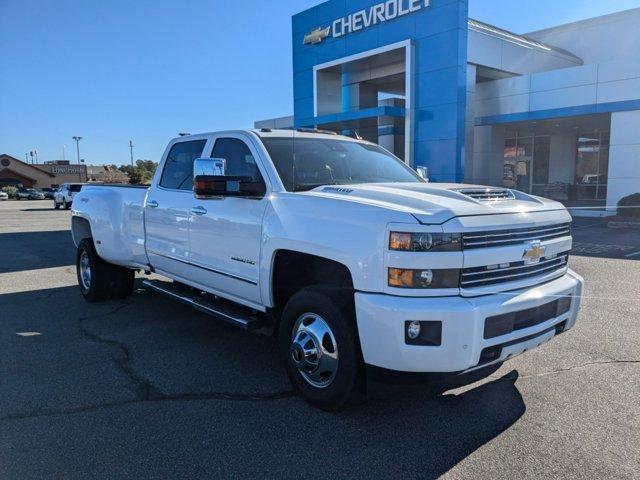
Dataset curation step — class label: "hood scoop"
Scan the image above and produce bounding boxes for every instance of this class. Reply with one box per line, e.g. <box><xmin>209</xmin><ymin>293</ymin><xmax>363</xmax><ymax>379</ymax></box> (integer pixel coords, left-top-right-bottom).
<box><xmin>454</xmin><ymin>188</ymin><xmax>515</xmax><ymax>201</ymax></box>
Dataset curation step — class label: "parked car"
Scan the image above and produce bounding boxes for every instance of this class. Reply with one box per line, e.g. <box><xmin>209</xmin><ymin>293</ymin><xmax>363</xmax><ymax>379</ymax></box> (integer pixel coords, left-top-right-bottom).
<box><xmin>0</xmin><ymin>191</ymin><xmax>8</xmax><ymax>201</ymax></box>
<box><xmin>16</xmin><ymin>188</ymin><xmax>46</xmax><ymax>200</ymax></box>
<box><xmin>40</xmin><ymin>187</ymin><xmax>56</xmax><ymax>199</ymax></box>
<box><xmin>71</xmin><ymin>129</ymin><xmax>584</xmax><ymax>410</ymax></box>
<box><xmin>53</xmin><ymin>183</ymin><xmax>84</xmax><ymax>209</ymax></box>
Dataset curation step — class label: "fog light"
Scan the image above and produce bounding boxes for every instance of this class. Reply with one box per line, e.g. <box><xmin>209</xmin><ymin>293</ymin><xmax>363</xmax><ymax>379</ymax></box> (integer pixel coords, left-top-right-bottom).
<box><xmin>407</xmin><ymin>321</ymin><xmax>422</xmax><ymax>340</ymax></box>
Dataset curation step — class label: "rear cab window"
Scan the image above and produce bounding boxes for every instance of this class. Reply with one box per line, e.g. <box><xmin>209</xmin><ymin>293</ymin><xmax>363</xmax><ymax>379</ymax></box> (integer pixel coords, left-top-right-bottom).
<box><xmin>159</xmin><ymin>140</ymin><xmax>207</xmax><ymax>190</ymax></box>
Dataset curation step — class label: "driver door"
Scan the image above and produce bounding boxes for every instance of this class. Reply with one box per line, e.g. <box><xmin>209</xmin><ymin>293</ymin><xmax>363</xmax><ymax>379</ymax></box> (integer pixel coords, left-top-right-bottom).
<box><xmin>188</xmin><ymin>134</ymin><xmax>269</xmax><ymax>307</ymax></box>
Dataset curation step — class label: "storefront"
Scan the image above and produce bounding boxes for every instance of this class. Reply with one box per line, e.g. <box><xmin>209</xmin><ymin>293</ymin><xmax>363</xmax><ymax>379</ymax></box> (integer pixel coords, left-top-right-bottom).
<box><xmin>0</xmin><ymin>155</ymin><xmax>87</xmax><ymax>189</ymax></box>
<box><xmin>256</xmin><ymin>0</ymin><xmax>640</xmax><ymax>215</ymax></box>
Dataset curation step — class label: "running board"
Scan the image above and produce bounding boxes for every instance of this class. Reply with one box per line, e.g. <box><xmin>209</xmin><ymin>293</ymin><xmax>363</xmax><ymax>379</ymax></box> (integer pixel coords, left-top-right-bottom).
<box><xmin>142</xmin><ymin>279</ymin><xmax>265</xmax><ymax>332</ymax></box>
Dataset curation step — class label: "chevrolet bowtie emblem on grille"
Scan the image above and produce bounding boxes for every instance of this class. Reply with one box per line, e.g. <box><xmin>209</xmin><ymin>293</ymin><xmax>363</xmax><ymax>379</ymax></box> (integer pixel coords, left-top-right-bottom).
<box><xmin>303</xmin><ymin>26</ymin><xmax>331</xmax><ymax>45</ymax></box>
<box><xmin>523</xmin><ymin>241</ymin><xmax>546</xmax><ymax>264</ymax></box>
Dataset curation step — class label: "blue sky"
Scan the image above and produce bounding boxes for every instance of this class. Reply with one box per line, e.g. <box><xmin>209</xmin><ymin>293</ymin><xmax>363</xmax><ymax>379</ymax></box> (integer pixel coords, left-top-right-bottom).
<box><xmin>1</xmin><ymin>0</ymin><xmax>639</xmax><ymax>165</ymax></box>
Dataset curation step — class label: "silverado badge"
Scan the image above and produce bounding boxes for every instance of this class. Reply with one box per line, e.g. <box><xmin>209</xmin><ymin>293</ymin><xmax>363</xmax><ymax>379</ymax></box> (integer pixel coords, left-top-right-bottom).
<box><xmin>523</xmin><ymin>240</ymin><xmax>546</xmax><ymax>264</ymax></box>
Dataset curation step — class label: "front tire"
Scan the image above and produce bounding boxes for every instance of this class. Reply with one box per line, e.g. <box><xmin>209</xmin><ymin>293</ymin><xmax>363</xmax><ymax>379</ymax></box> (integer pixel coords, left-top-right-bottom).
<box><xmin>279</xmin><ymin>286</ymin><xmax>365</xmax><ymax>411</ymax></box>
<box><xmin>54</xmin><ymin>201</ymin><xmax>60</xmax><ymax>210</ymax></box>
<box><xmin>76</xmin><ymin>239</ymin><xmax>135</xmax><ymax>303</ymax></box>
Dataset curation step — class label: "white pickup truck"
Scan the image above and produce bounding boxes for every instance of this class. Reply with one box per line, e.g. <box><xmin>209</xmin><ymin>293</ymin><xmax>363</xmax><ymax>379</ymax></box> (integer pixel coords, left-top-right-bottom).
<box><xmin>71</xmin><ymin>129</ymin><xmax>583</xmax><ymax>410</ymax></box>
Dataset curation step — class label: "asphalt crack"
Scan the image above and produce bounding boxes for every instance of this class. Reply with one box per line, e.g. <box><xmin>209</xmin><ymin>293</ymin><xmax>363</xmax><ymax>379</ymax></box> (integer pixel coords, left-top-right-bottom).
<box><xmin>0</xmin><ymin>303</ymin><xmax>295</xmax><ymax>422</ymax></box>
<box><xmin>76</xmin><ymin>302</ymin><xmax>160</xmax><ymax>401</ymax></box>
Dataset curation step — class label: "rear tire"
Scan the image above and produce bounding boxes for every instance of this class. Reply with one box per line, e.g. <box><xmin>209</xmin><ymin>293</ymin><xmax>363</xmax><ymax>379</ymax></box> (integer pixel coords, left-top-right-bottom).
<box><xmin>63</xmin><ymin>199</ymin><xmax>70</xmax><ymax>210</ymax></box>
<box><xmin>76</xmin><ymin>239</ymin><xmax>135</xmax><ymax>303</ymax></box>
<box><xmin>279</xmin><ymin>286</ymin><xmax>365</xmax><ymax>411</ymax></box>
<box><xmin>54</xmin><ymin>201</ymin><xmax>60</xmax><ymax>210</ymax></box>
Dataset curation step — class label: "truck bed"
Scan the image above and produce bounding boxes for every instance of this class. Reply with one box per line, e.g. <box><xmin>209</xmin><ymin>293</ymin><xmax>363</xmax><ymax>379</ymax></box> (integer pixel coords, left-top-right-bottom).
<box><xmin>73</xmin><ymin>184</ymin><xmax>150</xmax><ymax>268</ymax></box>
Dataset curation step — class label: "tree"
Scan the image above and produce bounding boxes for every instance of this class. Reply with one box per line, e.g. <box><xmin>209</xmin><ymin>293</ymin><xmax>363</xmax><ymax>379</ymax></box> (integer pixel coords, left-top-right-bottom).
<box><xmin>118</xmin><ymin>160</ymin><xmax>158</xmax><ymax>185</ymax></box>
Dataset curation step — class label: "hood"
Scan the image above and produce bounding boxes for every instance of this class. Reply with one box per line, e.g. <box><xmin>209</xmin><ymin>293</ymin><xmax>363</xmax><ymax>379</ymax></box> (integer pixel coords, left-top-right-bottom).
<box><xmin>301</xmin><ymin>183</ymin><xmax>566</xmax><ymax>225</ymax></box>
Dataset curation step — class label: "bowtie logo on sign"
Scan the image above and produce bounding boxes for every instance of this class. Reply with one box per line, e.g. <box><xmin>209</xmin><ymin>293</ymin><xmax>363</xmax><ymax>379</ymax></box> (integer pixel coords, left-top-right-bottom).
<box><xmin>303</xmin><ymin>0</ymin><xmax>431</xmax><ymax>45</ymax></box>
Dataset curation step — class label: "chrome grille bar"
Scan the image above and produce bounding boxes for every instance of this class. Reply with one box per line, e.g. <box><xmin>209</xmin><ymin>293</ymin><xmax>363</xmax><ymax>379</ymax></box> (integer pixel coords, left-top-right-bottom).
<box><xmin>461</xmin><ymin>254</ymin><xmax>569</xmax><ymax>288</ymax></box>
<box><xmin>463</xmin><ymin>223</ymin><xmax>571</xmax><ymax>249</ymax></box>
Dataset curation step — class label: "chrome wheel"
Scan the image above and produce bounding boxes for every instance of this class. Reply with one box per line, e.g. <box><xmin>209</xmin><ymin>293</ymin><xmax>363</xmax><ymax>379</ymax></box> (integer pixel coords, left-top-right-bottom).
<box><xmin>79</xmin><ymin>250</ymin><xmax>92</xmax><ymax>291</ymax></box>
<box><xmin>290</xmin><ymin>313</ymin><xmax>339</xmax><ymax>389</ymax></box>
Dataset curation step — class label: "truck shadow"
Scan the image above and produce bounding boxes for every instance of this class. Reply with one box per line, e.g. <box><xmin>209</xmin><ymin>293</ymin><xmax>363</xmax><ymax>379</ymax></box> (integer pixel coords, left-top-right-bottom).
<box><xmin>1</xmin><ymin>281</ymin><xmax>526</xmax><ymax>479</ymax></box>
<box><xmin>0</xmin><ymin>230</ymin><xmax>75</xmax><ymax>273</ymax></box>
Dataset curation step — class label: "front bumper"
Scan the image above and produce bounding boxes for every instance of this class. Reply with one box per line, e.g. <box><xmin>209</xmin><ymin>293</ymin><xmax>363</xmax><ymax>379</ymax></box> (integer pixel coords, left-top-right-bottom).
<box><xmin>355</xmin><ymin>269</ymin><xmax>584</xmax><ymax>373</ymax></box>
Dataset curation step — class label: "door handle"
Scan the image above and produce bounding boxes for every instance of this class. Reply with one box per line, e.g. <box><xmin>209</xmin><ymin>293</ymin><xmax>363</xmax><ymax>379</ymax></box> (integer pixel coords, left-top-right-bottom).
<box><xmin>191</xmin><ymin>206</ymin><xmax>207</xmax><ymax>216</ymax></box>
<box><xmin>147</xmin><ymin>200</ymin><xmax>159</xmax><ymax>208</ymax></box>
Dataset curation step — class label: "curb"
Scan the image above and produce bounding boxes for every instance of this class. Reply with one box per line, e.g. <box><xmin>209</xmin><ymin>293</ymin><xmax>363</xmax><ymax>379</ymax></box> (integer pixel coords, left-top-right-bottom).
<box><xmin>607</xmin><ymin>221</ymin><xmax>640</xmax><ymax>230</ymax></box>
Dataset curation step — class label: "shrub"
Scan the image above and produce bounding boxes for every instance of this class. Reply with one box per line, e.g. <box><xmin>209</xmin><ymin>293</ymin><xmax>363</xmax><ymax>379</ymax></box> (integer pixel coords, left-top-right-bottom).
<box><xmin>1</xmin><ymin>186</ymin><xmax>18</xmax><ymax>198</ymax></box>
<box><xmin>617</xmin><ymin>193</ymin><xmax>640</xmax><ymax>218</ymax></box>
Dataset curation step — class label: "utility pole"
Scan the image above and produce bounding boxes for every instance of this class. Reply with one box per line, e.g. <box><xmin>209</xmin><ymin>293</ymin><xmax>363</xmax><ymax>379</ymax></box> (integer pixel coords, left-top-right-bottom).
<box><xmin>129</xmin><ymin>140</ymin><xmax>134</xmax><ymax>167</ymax></box>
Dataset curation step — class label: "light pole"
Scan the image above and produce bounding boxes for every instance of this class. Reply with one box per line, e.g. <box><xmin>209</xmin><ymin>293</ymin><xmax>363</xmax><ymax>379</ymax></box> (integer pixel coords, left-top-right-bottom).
<box><xmin>129</xmin><ymin>140</ymin><xmax>134</xmax><ymax>167</ymax></box>
<box><xmin>72</xmin><ymin>136</ymin><xmax>83</xmax><ymax>182</ymax></box>
<box><xmin>72</xmin><ymin>136</ymin><xmax>82</xmax><ymax>164</ymax></box>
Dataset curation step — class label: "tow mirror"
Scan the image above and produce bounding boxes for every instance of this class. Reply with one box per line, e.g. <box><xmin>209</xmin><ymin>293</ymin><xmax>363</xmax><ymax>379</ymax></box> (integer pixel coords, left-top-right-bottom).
<box><xmin>193</xmin><ymin>158</ymin><xmax>266</xmax><ymax>199</ymax></box>
<box><xmin>416</xmin><ymin>166</ymin><xmax>429</xmax><ymax>182</ymax></box>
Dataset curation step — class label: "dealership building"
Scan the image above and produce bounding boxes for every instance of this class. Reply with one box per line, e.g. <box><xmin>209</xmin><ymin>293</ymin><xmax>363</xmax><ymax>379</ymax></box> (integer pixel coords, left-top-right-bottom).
<box><xmin>256</xmin><ymin>0</ymin><xmax>640</xmax><ymax>215</ymax></box>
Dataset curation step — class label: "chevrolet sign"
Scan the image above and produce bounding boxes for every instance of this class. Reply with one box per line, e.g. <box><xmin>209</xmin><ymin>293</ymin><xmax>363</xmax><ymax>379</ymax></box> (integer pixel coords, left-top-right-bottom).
<box><xmin>303</xmin><ymin>0</ymin><xmax>431</xmax><ymax>45</ymax></box>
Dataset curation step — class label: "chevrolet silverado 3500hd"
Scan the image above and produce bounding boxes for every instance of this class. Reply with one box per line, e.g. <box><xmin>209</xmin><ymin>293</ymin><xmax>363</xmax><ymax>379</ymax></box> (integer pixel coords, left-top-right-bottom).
<box><xmin>71</xmin><ymin>129</ymin><xmax>583</xmax><ymax>410</ymax></box>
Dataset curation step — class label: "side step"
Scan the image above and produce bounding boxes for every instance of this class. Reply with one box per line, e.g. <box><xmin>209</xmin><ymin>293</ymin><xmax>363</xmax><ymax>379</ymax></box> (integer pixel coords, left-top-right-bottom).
<box><xmin>142</xmin><ymin>279</ymin><xmax>265</xmax><ymax>332</ymax></box>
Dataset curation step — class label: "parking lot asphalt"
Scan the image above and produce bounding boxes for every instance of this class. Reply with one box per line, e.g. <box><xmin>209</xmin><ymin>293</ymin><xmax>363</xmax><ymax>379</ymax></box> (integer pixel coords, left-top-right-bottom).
<box><xmin>0</xmin><ymin>200</ymin><xmax>638</xmax><ymax>479</ymax></box>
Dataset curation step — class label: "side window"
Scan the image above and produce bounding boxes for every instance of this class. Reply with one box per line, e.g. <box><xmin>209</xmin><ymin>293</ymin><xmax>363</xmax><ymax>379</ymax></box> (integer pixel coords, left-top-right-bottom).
<box><xmin>212</xmin><ymin>138</ymin><xmax>264</xmax><ymax>184</ymax></box>
<box><xmin>159</xmin><ymin>140</ymin><xmax>207</xmax><ymax>191</ymax></box>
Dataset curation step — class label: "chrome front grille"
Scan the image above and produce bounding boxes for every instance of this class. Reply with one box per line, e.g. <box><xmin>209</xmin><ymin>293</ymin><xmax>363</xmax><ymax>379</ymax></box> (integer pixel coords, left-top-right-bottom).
<box><xmin>461</xmin><ymin>253</ymin><xmax>569</xmax><ymax>289</ymax></box>
<box><xmin>462</xmin><ymin>223</ymin><xmax>571</xmax><ymax>250</ymax></box>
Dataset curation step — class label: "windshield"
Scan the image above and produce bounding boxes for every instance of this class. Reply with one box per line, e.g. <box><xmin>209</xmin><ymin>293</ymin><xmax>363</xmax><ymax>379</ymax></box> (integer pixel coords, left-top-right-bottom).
<box><xmin>260</xmin><ymin>137</ymin><xmax>422</xmax><ymax>192</ymax></box>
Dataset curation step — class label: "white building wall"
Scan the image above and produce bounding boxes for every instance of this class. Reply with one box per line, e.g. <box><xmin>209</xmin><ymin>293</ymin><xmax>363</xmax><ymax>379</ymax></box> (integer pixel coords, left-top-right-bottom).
<box><xmin>527</xmin><ymin>8</ymin><xmax>640</xmax><ymax>65</ymax></box>
<box><xmin>607</xmin><ymin>110</ymin><xmax>640</xmax><ymax>211</ymax></box>
<box><xmin>476</xmin><ymin>61</ymin><xmax>640</xmax><ymax>119</ymax></box>
<box><xmin>467</xmin><ymin>29</ymin><xmax>582</xmax><ymax>75</ymax></box>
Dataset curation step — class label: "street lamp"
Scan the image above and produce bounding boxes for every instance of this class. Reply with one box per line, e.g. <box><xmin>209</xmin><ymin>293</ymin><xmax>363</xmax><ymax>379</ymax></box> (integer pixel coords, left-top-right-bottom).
<box><xmin>72</xmin><ymin>136</ymin><xmax>83</xmax><ymax>182</ymax></box>
<box><xmin>72</xmin><ymin>136</ymin><xmax>83</xmax><ymax>164</ymax></box>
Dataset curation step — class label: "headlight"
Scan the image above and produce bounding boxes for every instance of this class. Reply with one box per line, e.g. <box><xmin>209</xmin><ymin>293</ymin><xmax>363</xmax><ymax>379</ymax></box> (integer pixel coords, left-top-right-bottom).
<box><xmin>389</xmin><ymin>232</ymin><xmax>461</xmax><ymax>252</ymax></box>
<box><xmin>388</xmin><ymin>268</ymin><xmax>460</xmax><ymax>289</ymax></box>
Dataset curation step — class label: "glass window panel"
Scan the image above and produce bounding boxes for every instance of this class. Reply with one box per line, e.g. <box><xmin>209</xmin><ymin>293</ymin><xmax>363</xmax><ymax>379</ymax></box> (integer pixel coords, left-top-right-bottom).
<box><xmin>159</xmin><ymin>140</ymin><xmax>207</xmax><ymax>191</ymax></box>
<box><xmin>533</xmin><ymin>136</ymin><xmax>550</xmax><ymax>185</ymax></box>
<box><xmin>212</xmin><ymin>138</ymin><xmax>264</xmax><ymax>183</ymax></box>
<box><xmin>575</xmin><ymin>132</ymin><xmax>601</xmax><ymax>201</ymax></box>
<box><xmin>503</xmin><ymin>138</ymin><xmax>517</xmax><ymax>188</ymax></box>
<box><xmin>516</xmin><ymin>136</ymin><xmax>533</xmax><ymax>192</ymax></box>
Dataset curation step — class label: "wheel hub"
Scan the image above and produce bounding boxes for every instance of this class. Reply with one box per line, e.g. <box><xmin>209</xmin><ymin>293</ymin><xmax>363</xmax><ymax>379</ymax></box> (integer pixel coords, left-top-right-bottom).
<box><xmin>290</xmin><ymin>313</ymin><xmax>338</xmax><ymax>389</ymax></box>
<box><xmin>79</xmin><ymin>251</ymin><xmax>91</xmax><ymax>291</ymax></box>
